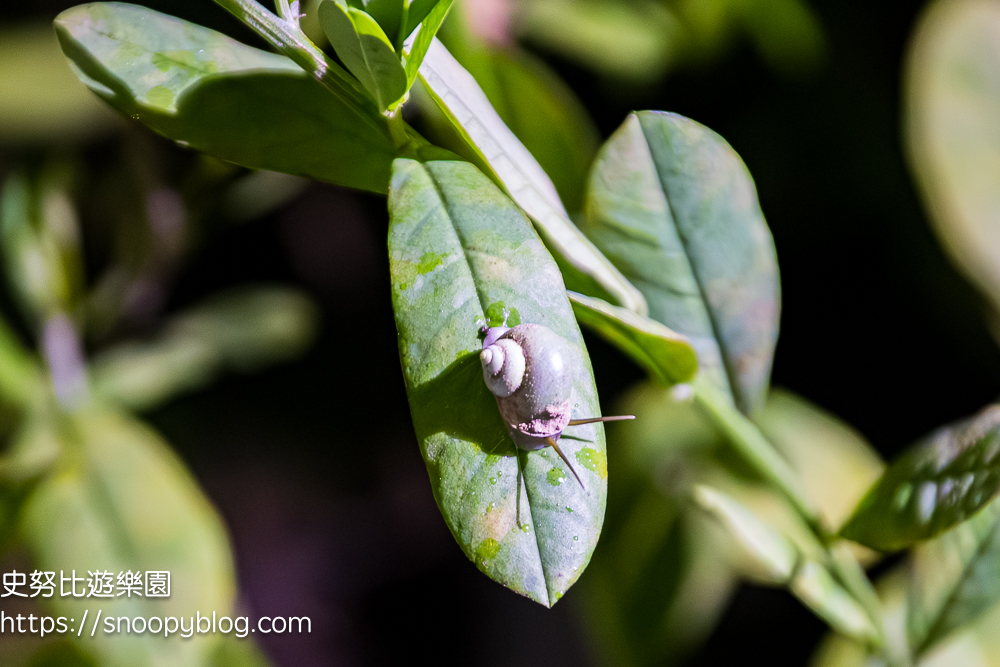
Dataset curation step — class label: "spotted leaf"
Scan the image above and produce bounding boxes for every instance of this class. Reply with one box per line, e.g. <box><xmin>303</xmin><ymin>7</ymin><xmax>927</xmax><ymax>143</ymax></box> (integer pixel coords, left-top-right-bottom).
<box><xmin>841</xmin><ymin>405</ymin><xmax>1000</xmax><ymax>551</ymax></box>
<box><xmin>388</xmin><ymin>155</ymin><xmax>607</xmax><ymax>606</ymax></box>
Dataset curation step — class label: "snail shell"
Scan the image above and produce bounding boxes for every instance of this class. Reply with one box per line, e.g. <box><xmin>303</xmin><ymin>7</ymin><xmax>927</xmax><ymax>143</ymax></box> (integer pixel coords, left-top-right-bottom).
<box><xmin>480</xmin><ymin>323</ymin><xmax>573</xmax><ymax>450</ymax></box>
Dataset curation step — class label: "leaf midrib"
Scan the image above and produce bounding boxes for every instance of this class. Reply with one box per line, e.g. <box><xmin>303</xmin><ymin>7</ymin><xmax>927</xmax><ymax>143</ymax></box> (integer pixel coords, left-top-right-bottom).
<box><xmin>636</xmin><ymin>115</ymin><xmax>738</xmax><ymax>405</ymax></box>
<box><xmin>423</xmin><ymin>162</ymin><xmax>553</xmax><ymax>607</ymax></box>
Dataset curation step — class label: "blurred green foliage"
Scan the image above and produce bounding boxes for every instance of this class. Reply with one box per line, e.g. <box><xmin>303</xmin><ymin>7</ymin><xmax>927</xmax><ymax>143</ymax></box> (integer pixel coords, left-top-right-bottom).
<box><xmin>504</xmin><ymin>0</ymin><xmax>826</xmax><ymax>82</ymax></box>
<box><xmin>0</xmin><ymin>18</ymin><xmax>322</xmax><ymax>665</ymax></box>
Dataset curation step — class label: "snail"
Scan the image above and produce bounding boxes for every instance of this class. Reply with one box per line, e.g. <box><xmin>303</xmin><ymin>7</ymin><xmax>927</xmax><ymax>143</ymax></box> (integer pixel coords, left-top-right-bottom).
<box><xmin>480</xmin><ymin>320</ymin><xmax>634</xmax><ymax>488</ymax></box>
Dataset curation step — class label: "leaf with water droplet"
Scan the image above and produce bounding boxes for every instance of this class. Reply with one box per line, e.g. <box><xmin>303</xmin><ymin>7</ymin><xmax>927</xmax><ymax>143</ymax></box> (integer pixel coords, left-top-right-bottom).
<box><xmin>842</xmin><ymin>405</ymin><xmax>1000</xmax><ymax>551</ymax></box>
<box><xmin>389</xmin><ymin>156</ymin><xmax>607</xmax><ymax>607</ymax></box>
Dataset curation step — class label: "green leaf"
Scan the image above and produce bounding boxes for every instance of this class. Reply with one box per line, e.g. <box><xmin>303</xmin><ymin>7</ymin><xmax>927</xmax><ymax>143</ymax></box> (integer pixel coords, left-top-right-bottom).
<box><xmin>568</xmin><ymin>291</ymin><xmax>697</xmax><ymax>386</ymax></box>
<box><xmin>417</xmin><ymin>38</ymin><xmax>648</xmax><ymax>314</ymax></box>
<box><xmin>347</xmin><ymin>0</ymin><xmax>440</xmax><ymax>50</ymax></box>
<box><xmin>578</xmin><ymin>495</ymin><xmax>737</xmax><ymax>667</ymax></box>
<box><xmin>611</xmin><ymin>381</ymin><xmax>723</xmax><ymax>469</ymax></box>
<box><xmin>91</xmin><ymin>286</ymin><xmax>318</xmax><ymax>412</ymax></box>
<box><xmin>734</xmin><ymin>0</ymin><xmax>827</xmax><ymax>78</ymax></box>
<box><xmin>211</xmin><ymin>0</ymin><xmax>373</xmax><ymax>106</ymax></box>
<box><xmin>21</xmin><ymin>408</ymin><xmax>235</xmax><ymax>667</ymax></box>
<box><xmin>841</xmin><ymin>405</ymin><xmax>1000</xmax><ymax>552</ymax></box>
<box><xmin>757</xmin><ymin>389</ymin><xmax>885</xmax><ymax>532</ymax></box>
<box><xmin>388</xmin><ymin>156</ymin><xmax>607</xmax><ymax>606</ymax></box>
<box><xmin>211</xmin><ymin>636</ymin><xmax>273</xmax><ymax>667</ymax></box>
<box><xmin>1</xmin><ymin>171</ymin><xmax>84</xmax><ymax>325</ymax></box>
<box><xmin>1</xmin><ymin>408</ymin><xmax>63</xmax><ymax>484</ymax></box>
<box><xmin>809</xmin><ymin>633</ymin><xmax>876</xmax><ymax>667</ymax></box>
<box><xmin>402</xmin><ymin>0</ymin><xmax>454</xmax><ymax>89</ymax></box>
<box><xmin>905</xmin><ymin>0</ymin><xmax>1000</xmax><ymax>315</ymax></box>
<box><xmin>438</xmin><ymin>9</ymin><xmax>600</xmax><ymax>213</ymax></box>
<box><xmin>907</xmin><ymin>495</ymin><xmax>1000</xmax><ymax>657</ymax></box>
<box><xmin>694</xmin><ymin>484</ymin><xmax>879</xmax><ymax>643</ymax></box>
<box><xmin>25</xmin><ymin>641</ymin><xmax>98</xmax><ymax>667</ymax></box>
<box><xmin>965</xmin><ymin>601</ymin><xmax>1000</xmax><ymax>666</ymax></box>
<box><xmin>581</xmin><ymin>111</ymin><xmax>780</xmax><ymax>415</ymax></box>
<box><xmin>346</xmin><ymin>0</ymin><xmax>404</xmax><ymax>47</ymax></box>
<box><xmin>319</xmin><ymin>2</ymin><xmax>408</xmax><ymax>111</ymax></box>
<box><xmin>693</xmin><ymin>377</ymin><xmax>817</xmax><ymax>522</ymax></box>
<box><xmin>55</xmin><ymin>2</ymin><xmax>396</xmax><ymax>194</ymax></box>
<box><xmin>518</xmin><ymin>0</ymin><xmax>679</xmax><ymax>82</ymax></box>
<box><xmin>693</xmin><ymin>484</ymin><xmax>797</xmax><ymax>584</ymax></box>
<box><xmin>790</xmin><ymin>560</ymin><xmax>882</xmax><ymax>646</ymax></box>
<box><xmin>401</xmin><ymin>0</ymin><xmax>443</xmax><ymax>46</ymax></box>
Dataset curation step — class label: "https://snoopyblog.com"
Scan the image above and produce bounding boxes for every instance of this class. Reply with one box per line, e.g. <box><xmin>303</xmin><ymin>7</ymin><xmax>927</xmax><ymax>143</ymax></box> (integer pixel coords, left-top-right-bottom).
<box><xmin>0</xmin><ymin>569</ymin><xmax>311</xmax><ymax>638</ymax></box>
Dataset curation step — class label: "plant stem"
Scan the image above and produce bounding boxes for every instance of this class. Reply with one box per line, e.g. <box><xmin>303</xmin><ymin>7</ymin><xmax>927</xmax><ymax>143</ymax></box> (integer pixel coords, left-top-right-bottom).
<box><xmin>213</xmin><ymin>0</ymin><xmax>372</xmax><ymax>111</ymax></box>
<box><xmin>692</xmin><ymin>375</ymin><xmax>822</xmax><ymax>532</ymax></box>
<box><xmin>386</xmin><ymin>108</ymin><xmax>410</xmax><ymax>150</ymax></box>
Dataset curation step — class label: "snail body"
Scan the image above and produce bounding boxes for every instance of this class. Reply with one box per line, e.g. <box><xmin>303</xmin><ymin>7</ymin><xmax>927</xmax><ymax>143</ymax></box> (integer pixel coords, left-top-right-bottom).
<box><xmin>480</xmin><ymin>318</ymin><xmax>633</xmax><ymax>490</ymax></box>
<box><xmin>480</xmin><ymin>323</ymin><xmax>574</xmax><ymax>451</ymax></box>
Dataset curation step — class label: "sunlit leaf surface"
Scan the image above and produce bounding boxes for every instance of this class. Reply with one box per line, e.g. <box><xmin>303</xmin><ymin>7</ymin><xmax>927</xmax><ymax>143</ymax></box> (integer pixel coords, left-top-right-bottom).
<box><xmin>388</xmin><ymin>156</ymin><xmax>606</xmax><ymax>606</ymax></box>
<box><xmin>581</xmin><ymin>111</ymin><xmax>779</xmax><ymax>415</ymax></box>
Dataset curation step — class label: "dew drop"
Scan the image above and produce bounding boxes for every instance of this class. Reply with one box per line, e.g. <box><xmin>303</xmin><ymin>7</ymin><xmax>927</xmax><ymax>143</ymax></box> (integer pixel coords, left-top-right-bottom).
<box><xmin>573</xmin><ymin>536</ymin><xmax>579</xmax><ymax>541</ymax></box>
<box><xmin>565</xmin><ymin>506</ymin><xmax>573</xmax><ymax>513</ymax></box>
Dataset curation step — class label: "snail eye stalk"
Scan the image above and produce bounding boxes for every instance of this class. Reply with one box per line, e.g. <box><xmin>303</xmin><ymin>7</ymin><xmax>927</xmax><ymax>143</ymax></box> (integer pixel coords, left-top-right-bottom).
<box><xmin>566</xmin><ymin>415</ymin><xmax>635</xmax><ymax>426</ymax></box>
